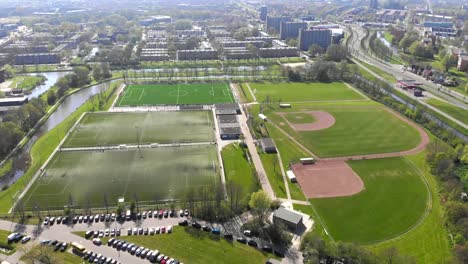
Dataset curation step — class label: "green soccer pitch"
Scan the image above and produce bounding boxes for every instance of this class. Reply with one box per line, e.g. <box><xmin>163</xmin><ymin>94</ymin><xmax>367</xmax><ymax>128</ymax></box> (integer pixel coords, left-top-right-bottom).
<box><xmin>117</xmin><ymin>83</ymin><xmax>235</xmax><ymax>106</ymax></box>
<box><xmin>22</xmin><ymin>145</ymin><xmax>220</xmax><ymax>210</ymax></box>
<box><xmin>62</xmin><ymin>112</ymin><xmax>215</xmax><ymax>147</ymax></box>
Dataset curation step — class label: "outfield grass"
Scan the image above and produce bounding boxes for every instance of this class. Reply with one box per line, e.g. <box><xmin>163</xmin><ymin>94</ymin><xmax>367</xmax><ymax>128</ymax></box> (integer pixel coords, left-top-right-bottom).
<box><xmin>249</xmin><ymin>82</ymin><xmax>365</xmax><ymax>102</ymax></box>
<box><xmin>311</xmin><ymin>157</ymin><xmax>428</xmax><ymax>244</ymax></box>
<box><xmin>265</xmin><ymin>105</ymin><xmax>421</xmax><ymax>157</ymax></box>
<box><xmin>367</xmin><ymin>151</ymin><xmax>452</xmax><ymax>263</ymax></box>
<box><xmin>63</xmin><ymin>111</ymin><xmax>215</xmax><ymax>147</ymax></box>
<box><xmin>122</xmin><ymin>226</ymin><xmax>274</xmax><ymax>264</ymax></box>
<box><xmin>426</xmin><ymin>98</ymin><xmax>468</xmax><ymax>125</ymax></box>
<box><xmin>117</xmin><ymin>83</ymin><xmax>234</xmax><ymax>106</ymax></box>
<box><xmin>23</xmin><ymin>145</ymin><xmax>220</xmax><ymax>210</ymax></box>
<box><xmin>222</xmin><ymin>143</ymin><xmax>259</xmax><ymax>200</ymax></box>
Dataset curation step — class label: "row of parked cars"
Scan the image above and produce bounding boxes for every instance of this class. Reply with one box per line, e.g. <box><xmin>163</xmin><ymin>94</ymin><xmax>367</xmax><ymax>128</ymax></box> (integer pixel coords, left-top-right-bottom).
<box><xmin>106</xmin><ymin>238</ymin><xmax>183</xmax><ymax>264</ymax></box>
<box><xmin>127</xmin><ymin>226</ymin><xmax>173</xmax><ymax>236</ymax></box>
<box><xmin>7</xmin><ymin>233</ymin><xmax>30</xmax><ymax>244</ymax></box>
<box><xmin>82</xmin><ymin>250</ymin><xmax>120</xmax><ymax>264</ymax></box>
<box><xmin>179</xmin><ymin>219</ymin><xmax>283</xmax><ymax>257</ymax></box>
<box><xmin>39</xmin><ymin>239</ymin><xmax>69</xmax><ymax>252</ymax></box>
<box><xmin>42</xmin><ymin>209</ymin><xmax>190</xmax><ymax>226</ymax></box>
<box><xmin>85</xmin><ymin>229</ymin><xmax>121</xmax><ymax>239</ymax></box>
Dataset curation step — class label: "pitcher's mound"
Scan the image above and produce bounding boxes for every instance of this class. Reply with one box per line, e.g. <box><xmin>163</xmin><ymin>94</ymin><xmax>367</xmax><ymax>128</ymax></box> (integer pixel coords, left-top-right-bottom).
<box><xmin>292</xmin><ymin>160</ymin><xmax>364</xmax><ymax>198</ymax></box>
<box><xmin>277</xmin><ymin>111</ymin><xmax>335</xmax><ymax>131</ymax></box>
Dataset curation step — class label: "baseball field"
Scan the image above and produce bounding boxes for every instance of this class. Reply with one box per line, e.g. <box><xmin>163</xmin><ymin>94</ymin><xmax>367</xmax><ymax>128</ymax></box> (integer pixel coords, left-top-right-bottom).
<box><xmin>263</xmin><ymin>103</ymin><xmax>423</xmax><ymax>157</ymax></box>
<box><xmin>63</xmin><ymin>111</ymin><xmax>215</xmax><ymax>147</ymax></box>
<box><xmin>22</xmin><ymin>145</ymin><xmax>220</xmax><ymax>209</ymax></box>
<box><xmin>311</xmin><ymin>157</ymin><xmax>428</xmax><ymax>244</ymax></box>
<box><xmin>117</xmin><ymin>83</ymin><xmax>235</xmax><ymax>106</ymax></box>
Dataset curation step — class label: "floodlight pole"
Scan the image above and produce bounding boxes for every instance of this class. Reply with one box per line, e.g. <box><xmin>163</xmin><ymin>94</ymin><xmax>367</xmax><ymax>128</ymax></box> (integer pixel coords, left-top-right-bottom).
<box><xmin>135</xmin><ymin>126</ymin><xmax>143</xmax><ymax>158</ymax></box>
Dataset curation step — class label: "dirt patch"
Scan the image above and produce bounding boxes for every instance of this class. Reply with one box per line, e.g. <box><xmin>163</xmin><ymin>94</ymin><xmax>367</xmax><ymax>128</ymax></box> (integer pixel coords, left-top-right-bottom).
<box><xmin>292</xmin><ymin>160</ymin><xmax>364</xmax><ymax>198</ymax></box>
<box><xmin>277</xmin><ymin>111</ymin><xmax>335</xmax><ymax>131</ymax></box>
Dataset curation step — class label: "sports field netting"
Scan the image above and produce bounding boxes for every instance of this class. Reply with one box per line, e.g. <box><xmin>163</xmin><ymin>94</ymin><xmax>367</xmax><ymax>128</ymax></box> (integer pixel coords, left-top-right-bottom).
<box><xmin>22</xmin><ymin>145</ymin><xmax>220</xmax><ymax>210</ymax></box>
<box><xmin>63</xmin><ymin>111</ymin><xmax>215</xmax><ymax>147</ymax></box>
<box><xmin>117</xmin><ymin>83</ymin><xmax>235</xmax><ymax>106</ymax></box>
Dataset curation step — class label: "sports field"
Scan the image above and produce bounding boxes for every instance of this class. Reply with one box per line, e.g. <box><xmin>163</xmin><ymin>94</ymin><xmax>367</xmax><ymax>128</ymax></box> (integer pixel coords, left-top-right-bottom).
<box><xmin>249</xmin><ymin>82</ymin><xmax>366</xmax><ymax>102</ymax></box>
<box><xmin>311</xmin><ymin>157</ymin><xmax>428</xmax><ymax>244</ymax></box>
<box><xmin>283</xmin><ymin>112</ymin><xmax>316</xmax><ymax>124</ymax></box>
<box><xmin>117</xmin><ymin>83</ymin><xmax>235</xmax><ymax>106</ymax></box>
<box><xmin>22</xmin><ymin>145</ymin><xmax>219</xmax><ymax>209</ymax></box>
<box><xmin>63</xmin><ymin>112</ymin><xmax>215</xmax><ymax>147</ymax></box>
<box><xmin>267</xmin><ymin>105</ymin><xmax>422</xmax><ymax>157</ymax></box>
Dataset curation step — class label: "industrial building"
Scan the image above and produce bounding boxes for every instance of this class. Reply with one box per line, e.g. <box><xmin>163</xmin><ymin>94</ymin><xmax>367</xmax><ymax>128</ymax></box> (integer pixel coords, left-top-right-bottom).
<box><xmin>298</xmin><ymin>29</ymin><xmax>332</xmax><ymax>51</ymax></box>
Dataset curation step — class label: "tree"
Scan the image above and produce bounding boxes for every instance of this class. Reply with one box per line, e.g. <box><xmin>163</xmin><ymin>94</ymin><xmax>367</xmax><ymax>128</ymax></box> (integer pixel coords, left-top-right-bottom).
<box><xmin>248</xmin><ymin>190</ymin><xmax>271</xmax><ymax>220</ymax></box>
<box><xmin>22</xmin><ymin>245</ymin><xmax>63</xmax><ymax>264</ymax></box>
<box><xmin>409</xmin><ymin>41</ymin><xmax>434</xmax><ymax>59</ymax></box>
<box><xmin>129</xmin><ymin>201</ymin><xmax>136</xmax><ymax>214</ymax></box>
<box><xmin>174</xmin><ymin>20</ymin><xmax>192</xmax><ymax>30</ymax></box>
<box><xmin>325</xmin><ymin>44</ymin><xmax>348</xmax><ymax>62</ymax></box>
<box><xmin>73</xmin><ymin>66</ymin><xmax>90</xmax><ymax>86</ymax></box>
<box><xmin>92</xmin><ymin>65</ymin><xmax>102</xmax><ymax>81</ymax></box>
<box><xmin>287</xmin><ymin>38</ymin><xmax>298</xmax><ymax>47</ymax></box>
<box><xmin>46</xmin><ymin>90</ymin><xmax>57</xmax><ymax>106</ymax></box>
<box><xmin>398</xmin><ymin>31</ymin><xmax>419</xmax><ymax>53</ymax></box>
<box><xmin>308</xmin><ymin>44</ymin><xmax>324</xmax><ymax>57</ymax></box>
<box><xmin>2</xmin><ymin>64</ymin><xmax>14</xmax><ymax>78</ymax></box>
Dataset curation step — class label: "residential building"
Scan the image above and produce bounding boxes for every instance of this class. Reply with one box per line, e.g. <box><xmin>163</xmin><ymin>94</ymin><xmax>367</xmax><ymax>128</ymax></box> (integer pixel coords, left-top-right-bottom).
<box><xmin>298</xmin><ymin>29</ymin><xmax>331</xmax><ymax>51</ymax></box>
<box><xmin>259</xmin><ymin>47</ymin><xmax>298</xmax><ymax>58</ymax></box>
<box><xmin>266</xmin><ymin>16</ymin><xmax>291</xmax><ymax>33</ymax></box>
<box><xmin>140</xmin><ymin>49</ymin><xmax>169</xmax><ymax>61</ymax></box>
<box><xmin>220</xmin><ymin>41</ymin><xmax>264</xmax><ymax>48</ymax></box>
<box><xmin>280</xmin><ymin>21</ymin><xmax>307</xmax><ymax>40</ymax></box>
<box><xmin>376</xmin><ymin>9</ymin><xmax>407</xmax><ymax>23</ymax></box>
<box><xmin>457</xmin><ymin>54</ymin><xmax>468</xmax><ymax>71</ymax></box>
<box><xmin>15</xmin><ymin>53</ymin><xmax>60</xmax><ymax>65</ymax></box>
<box><xmin>260</xmin><ymin>6</ymin><xmax>268</xmax><ymax>21</ymax></box>
<box><xmin>223</xmin><ymin>47</ymin><xmax>255</xmax><ymax>59</ymax></box>
<box><xmin>177</xmin><ymin>49</ymin><xmax>218</xmax><ymax>60</ymax></box>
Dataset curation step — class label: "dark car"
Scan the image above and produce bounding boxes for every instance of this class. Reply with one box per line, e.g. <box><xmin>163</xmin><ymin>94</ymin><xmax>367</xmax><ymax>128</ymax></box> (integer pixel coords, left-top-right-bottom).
<box><xmin>236</xmin><ymin>237</ymin><xmax>247</xmax><ymax>244</ymax></box>
<box><xmin>262</xmin><ymin>245</ymin><xmax>273</xmax><ymax>253</ymax></box>
<box><xmin>202</xmin><ymin>225</ymin><xmax>211</xmax><ymax>232</ymax></box>
<box><xmin>274</xmin><ymin>250</ymin><xmax>285</xmax><ymax>258</ymax></box>
<box><xmin>60</xmin><ymin>242</ymin><xmax>68</xmax><ymax>252</ymax></box>
<box><xmin>107</xmin><ymin>238</ymin><xmax>115</xmax><ymax>246</ymax></box>
<box><xmin>192</xmin><ymin>222</ymin><xmax>201</xmax><ymax>229</ymax></box>
<box><xmin>178</xmin><ymin>220</ymin><xmax>188</xmax><ymax>226</ymax></box>
<box><xmin>62</xmin><ymin>216</ymin><xmax>69</xmax><ymax>224</ymax></box>
<box><xmin>247</xmin><ymin>240</ymin><xmax>258</xmax><ymax>247</ymax></box>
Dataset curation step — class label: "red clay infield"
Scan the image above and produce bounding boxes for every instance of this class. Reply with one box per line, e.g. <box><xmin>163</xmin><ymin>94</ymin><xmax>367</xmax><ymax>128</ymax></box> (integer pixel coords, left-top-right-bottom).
<box><xmin>276</xmin><ymin>111</ymin><xmax>335</xmax><ymax>131</ymax></box>
<box><xmin>291</xmin><ymin>160</ymin><xmax>364</xmax><ymax>198</ymax></box>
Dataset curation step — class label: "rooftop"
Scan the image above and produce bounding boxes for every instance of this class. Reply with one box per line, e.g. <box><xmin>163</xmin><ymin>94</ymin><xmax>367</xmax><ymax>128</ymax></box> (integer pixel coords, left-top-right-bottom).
<box><xmin>274</xmin><ymin>207</ymin><xmax>303</xmax><ymax>225</ymax></box>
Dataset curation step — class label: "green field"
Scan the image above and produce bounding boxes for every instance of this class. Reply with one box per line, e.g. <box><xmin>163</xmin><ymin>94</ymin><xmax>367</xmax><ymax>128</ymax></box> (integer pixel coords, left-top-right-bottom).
<box><xmin>249</xmin><ymin>82</ymin><xmax>365</xmax><ymax>102</ymax></box>
<box><xmin>122</xmin><ymin>226</ymin><xmax>274</xmax><ymax>264</ymax></box>
<box><xmin>63</xmin><ymin>111</ymin><xmax>215</xmax><ymax>147</ymax></box>
<box><xmin>117</xmin><ymin>83</ymin><xmax>235</xmax><ymax>106</ymax></box>
<box><xmin>311</xmin><ymin>157</ymin><xmax>428</xmax><ymax>244</ymax></box>
<box><xmin>426</xmin><ymin>98</ymin><xmax>468</xmax><ymax>125</ymax></box>
<box><xmin>265</xmin><ymin>105</ymin><xmax>422</xmax><ymax>157</ymax></box>
<box><xmin>22</xmin><ymin>145</ymin><xmax>219</xmax><ymax>209</ymax></box>
<box><xmin>221</xmin><ymin>143</ymin><xmax>259</xmax><ymax>200</ymax></box>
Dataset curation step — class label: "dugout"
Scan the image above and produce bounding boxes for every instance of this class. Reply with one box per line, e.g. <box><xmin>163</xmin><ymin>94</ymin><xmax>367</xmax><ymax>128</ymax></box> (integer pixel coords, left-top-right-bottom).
<box><xmin>260</xmin><ymin>138</ymin><xmax>277</xmax><ymax>153</ymax></box>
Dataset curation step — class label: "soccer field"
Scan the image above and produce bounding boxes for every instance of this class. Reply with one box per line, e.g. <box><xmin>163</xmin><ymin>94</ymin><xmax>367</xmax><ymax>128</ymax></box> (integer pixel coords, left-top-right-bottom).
<box><xmin>311</xmin><ymin>157</ymin><xmax>428</xmax><ymax>244</ymax></box>
<box><xmin>22</xmin><ymin>145</ymin><xmax>220</xmax><ymax>210</ymax></box>
<box><xmin>63</xmin><ymin>111</ymin><xmax>215</xmax><ymax>147</ymax></box>
<box><xmin>249</xmin><ymin>82</ymin><xmax>366</xmax><ymax>102</ymax></box>
<box><xmin>117</xmin><ymin>83</ymin><xmax>235</xmax><ymax>106</ymax></box>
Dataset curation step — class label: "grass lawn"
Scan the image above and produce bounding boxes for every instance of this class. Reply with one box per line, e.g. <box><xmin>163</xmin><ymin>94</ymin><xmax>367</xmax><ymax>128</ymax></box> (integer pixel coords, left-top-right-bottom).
<box><xmin>283</xmin><ymin>113</ymin><xmax>315</xmax><ymax>124</ymax></box>
<box><xmin>367</xmin><ymin>152</ymin><xmax>452</xmax><ymax>263</ymax></box>
<box><xmin>0</xmin><ymin>160</ymin><xmax>13</xmax><ymax>179</ymax></box>
<box><xmin>447</xmin><ymin>68</ymin><xmax>468</xmax><ymax>95</ymax></box>
<box><xmin>8</xmin><ymin>75</ymin><xmax>46</xmax><ymax>90</ymax></box>
<box><xmin>117</xmin><ymin>83</ymin><xmax>234</xmax><ymax>106</ymax></box>
<box><xmin>122</xmin><ymin>226</ymin><xmax>274</xmax><ymax>264</ymax></box>
<box><xmin>0</xmin><ymin>229</ymin><xmax>17</xmax><ymax>255</ymax></box>
<box><xmin>237</xmin><ymin>83</ymin><xmax>255</xmax><ymax>103</ymax></box>
<box><xmin>63</xmin><ymin>111</ymin><xmax>215</xmax><ymax>147</ymax></box>
<box><xmin>426</xmin><ymin>98</ymin><xmax>468</xmax><ymax>125</ymax></box>
<box><xmin>222</xmin><ymin>143</ymin><xmax>259</xmax><ymax>200</ymax></box>
<box><xmin>383</xmin><ymin>32</ymin><xmax>394</xmax><ymax>44</ymax></box>
<box><xmin>311</xmin><ymin>157</ymin><xmax>428</xmax><ymax>244</ymax></box>
<box><xmin>259</xmin><ymin>152</ymin><xmax>287</xmax><ymax>199</ymax></box>
<box><xmin>20</xmin><ymin>245</ymin><xmax>84</xmax><ymax>264</ymax></box>
<box><xmin>249</xmin><ymin>82</ymin><xmax>365</xmax><ymax>102</ymax></box>
<box><xmin>22</xmin><ymin>145</ymin><xmax>220</xmax><ymax>210</ymax></box>
<box><xmin>265</xmin><ymin>105</ymin><xmax>421</xmax><ymax>157</ymax></box>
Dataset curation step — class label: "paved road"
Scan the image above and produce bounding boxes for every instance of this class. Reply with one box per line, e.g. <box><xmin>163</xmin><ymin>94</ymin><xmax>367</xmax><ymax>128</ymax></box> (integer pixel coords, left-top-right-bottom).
<box><xmin>1</xmin><ymin>216</ymin><xmax>188</xmax><ymax>264</ymax></box>
<box><xmin>347</xmin><ymin>25</ymin><xmax>468</xmax><ymax>108</ymax></box>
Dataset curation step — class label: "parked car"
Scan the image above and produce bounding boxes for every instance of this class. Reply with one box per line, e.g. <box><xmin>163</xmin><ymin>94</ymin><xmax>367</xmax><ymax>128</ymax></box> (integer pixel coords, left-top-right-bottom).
<box><xmin>92</xmin><ymin>238</ymin><xmax>101</xmax><ymax>245</ymax></box>
<box><xmin>178</xmin><ymin>220</ymin><xmax>188</xmax><ymax>226</ymax></box>
<box><xmin>262</xmin><ymin>245</ymin><xmax>273</xmax><ymax>253</ymax></box>
<box><xmin>85</xmin><ymin>231</ymin><xmax>94</xmax><ymax>238</ymax></box>
<box><xmin>21</xmin><ymin>236</ymin><xmax>31</xmax><ymax>244</ymax></box>
<box><xmin>60</xmin><ymin>242</ymin><xmax>68</xmax><ymax>252</ymax></box>
<box><xmin>107</xmin><ymin>238</ymin><xmax>115</xmax><ymax>246</ymax></box>
<box><xmin>43</xmin><ymin>217</ymin><xmax>49</xmax><ymax>225</ymax></box>
<box><xmin>191</xmin><ymin>222</ymin><xmax>201</xmax><ymax>229</ymax></box>
<box><xmin>211</xmin><ymin>228</ymin><xmax>220</xmax><ymax>235</ymax></box>
<box><xmin>202</xmin><ymin>225</ymin><xmax>211</xmax><ymax>232</ymax></box>
<box><xmin>167</xmin><ymin>225</ymin><xmax>173</xmax><ymax>233</ymax></box>
<box><xmin>243</xmin><ymin>230</ymin><xmax>252</xmax><ymax>237</ymax></box>
<box><xmin>179</xmin><ymin>210</ymin><xmax>184</xmax><ymax>217</ymax></box>
<box><xmin>49</xmin><ymin>217</ymin><xmax>55</xmax><ymax>225</ymax></box>
<box><xmin>236</xmin><ymin>237</ymin><xmax>247</xmax><ymax>244</ymax></box>
<box><xmin>247</xmin><ymin>240</ymin><xmax>258</xmax><ymax>247</ymax></box>
<box><xmin>184</xmin><ymin>209</ymin><xmax>189</xmax><ymax>216</ymax></box>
